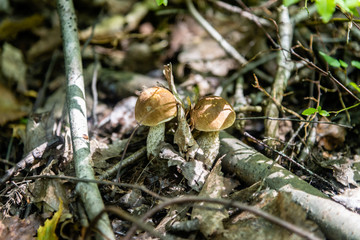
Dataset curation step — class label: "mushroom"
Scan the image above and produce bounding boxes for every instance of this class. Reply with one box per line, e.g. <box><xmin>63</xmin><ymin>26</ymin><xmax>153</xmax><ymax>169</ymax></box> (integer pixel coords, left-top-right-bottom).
<box><xmin>135</xmin><ymin>87</ymin><xmax>177</xmax><ymax>159</ymax></box>
<box><xmin>190</xmin><ymin>96</ymin><xmax>235</xmax><ymax>168</ymax></box>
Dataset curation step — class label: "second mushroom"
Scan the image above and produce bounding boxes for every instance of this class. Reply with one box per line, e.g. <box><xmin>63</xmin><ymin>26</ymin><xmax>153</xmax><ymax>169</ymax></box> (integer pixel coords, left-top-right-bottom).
<box><xmin>191</xmin><ymin>96</ymin><xmax>235</xmax><ymax>168</ymax></box>
<box><xmin>135</xmin><ymin>86</ymin><xmax>177</xmax><ymax>159</ymax></box>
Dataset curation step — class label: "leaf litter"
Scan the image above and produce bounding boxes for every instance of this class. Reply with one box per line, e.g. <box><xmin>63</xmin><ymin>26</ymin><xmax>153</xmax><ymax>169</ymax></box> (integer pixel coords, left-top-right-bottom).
<box><xmin>0</xmin><ymin>0</ymin><xmax>359</xmax><ymax>239</ymax></box>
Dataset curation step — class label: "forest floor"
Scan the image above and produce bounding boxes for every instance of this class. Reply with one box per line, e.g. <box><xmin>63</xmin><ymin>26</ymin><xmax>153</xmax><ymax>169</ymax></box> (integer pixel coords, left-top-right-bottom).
<box><xmin>0</xmin><ymin>0</ymin><xmax>360</xmax><ymax>239</ymax></box>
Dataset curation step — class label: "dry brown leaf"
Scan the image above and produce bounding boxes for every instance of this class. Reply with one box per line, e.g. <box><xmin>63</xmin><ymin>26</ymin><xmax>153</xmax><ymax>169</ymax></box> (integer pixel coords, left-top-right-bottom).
<box><xmin>162</xmin><ymin>142</ymin><xmax>209</xmax><ymax>192</ymax></box>
<box><xmin>278</xmin><ymin>120</ymin><xmax>292</xmax><ymax>142</ymax></box>
<box><xmin>0</xmin><ymin>83</ymin><xmax>27</xmax><ymax>125</ymax></box>
<box><xmin>108</xmin><ymin>96</ymin><xmax>137</xmax><ymax>136</ymax></box>
<box><xmin>168</xmin><ymin>16</ymin><xmax>206</xmax><ymax>58</ymax></box>
<box><xmin>27</xmin><ymin>27</ymin><xmax>62</xmax><ymax>62</ymax></box>
<box><xmin>0</xmin><ymin>14</ymin><xmax>44</xmax><ymax>40</ymax></box>
<box><xmin>192</xmin><ymin>160</ymin><xmax>228</xmax><ymax>237</ymax></box>
<box><xmin>0</xmin><ymin>214</ymin><xmax>41</xmax><ymax>240</ymax></box>
<box><xmin>79</xmin><ymin>15</ymin><xmax>125</xmax><ymax>44</ymax></box>
<box><xmin>28</xmin><ymin>167</ymin><xmax>69</xmax><ymax>213</ymax></box>
<box><xmin>316</xmin><ymin>117</ymin><xmax>346</xmax><ymax>151</ymax></box>
<box><xmin>1</xmin><ymin>43</ymin><xmax>27</xmax><ymax>93</ymax></box>
<box><xmin>23</xmin><ymin>112</ymin><xmax>55</xmax><ymax>153</ymax></box>
<box><xmin>178</xmin><ymin>39</ymin><xmax>238</xmax><ymax>77</ymax></box>
<box><xmin>90</xmin><ymin>138</ymin><xmax>127</xmax><ymax>173</ymax></box>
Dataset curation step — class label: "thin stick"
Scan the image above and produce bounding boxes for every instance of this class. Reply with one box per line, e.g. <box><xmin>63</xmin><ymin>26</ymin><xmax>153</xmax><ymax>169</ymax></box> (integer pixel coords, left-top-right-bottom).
<box><xmin>291</xmin><ymin>49</ymin><xmax>360</xmax><ymax>102</ymax></box>
<box><xmin>244</xmin><ymin>132</ymin><xmax>338</xmax><ymax>190</ymax></box>
<box><xmin>237</xmin><ymin>116</ymin><xmax>352</xmax><ymax>129</ymax></box>
<box><xmin>85</xmin><ymin>206</ymin><xmax>167</xmax><ymax>240</ymax></box>
<box><xmin>213</xmin><ymin>0</ymin><xmax>271</xmax><ymax>27</ymax></box>
<box><xmin>125</xmin><ymin>196</ymin><xmax>321</xmax><ymax>240</ymax></box>
<box><xmin>100</xmin><ymin>146</ymin><xmax>146</xmax><ymax>180</ymax></box>
<box><xmin>33</xmin><ymin>50</ymin><xmax>59</xmax><ymax>110</ymax></box>
<box><xmin>253</xmin><ymin>74</ymin><xmax>304</xmax><ymax>120</ymax></box>
<box><xmin>185</xmin><ymin>0</ymin><xmax>247</xmax><ymax>65</ymax></box>
<box><xmin>0</xmin><ymin>137</ymin><xmax>62</xmax><ymax>186</ymax></box>
<box><xmin>91</xmin><ymin>51</ymin><xmax>100</xmax><ymax>126</ymax></box>
<box><xmin>16</xmin><ymin>174</ymin><xmax>167</xmax><ymax>201</ymax></box>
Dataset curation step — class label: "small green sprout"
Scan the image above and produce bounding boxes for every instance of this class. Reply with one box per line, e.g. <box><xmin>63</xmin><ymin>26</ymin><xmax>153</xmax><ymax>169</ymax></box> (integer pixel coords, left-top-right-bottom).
<box><xmin>302</xmin><ymin>106</ymin><xmax>330</xmax><ymax>117</ymax></box>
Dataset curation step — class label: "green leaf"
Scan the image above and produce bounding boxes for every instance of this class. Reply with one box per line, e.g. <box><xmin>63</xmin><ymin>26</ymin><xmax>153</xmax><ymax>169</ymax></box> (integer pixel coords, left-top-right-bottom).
<box><xmin>336</xmin><ymin>0</ymin><xmax>351</xmax><ymax>13</ymax></box>
<box><xmin>317</xmin><ymin>105</ymin><xmax>322</xmax><ymax>111</ymax></box>
<box><xmin>339</xmin><ymin>59</ymin><xmax>348</xmax><ymax>68</ymax></box>
<box><xmin>351</xmin><ymin>60</ymin><xmax>360</xmax><ymax>69</ymax></box>
<box><xmin>156</xmin><ymin>0</ymin><xmax>168</xmax><ymax>6</ymax></box>
<box><xmin>316</xmin><ymin>0</ymin><xmax>336</xmax><ymax>23</ymax></box>
<box><xmin>344</xmin><ymin>0</ymin><xmax>360</xmax><ymax>9</ymax></box>
<box><xmin>319</xmin><ymin>110</ymin><xmax>330</xmax><ymax>116</ymax></box>
<box><xmin>319</xmin><ymin>51</ymin><xmax>340</xmax><ymax>67</ymax></box>
<box><xmin>349</xmin><ymin>81</ymin><xmax>360</xmax><ymax>93</ymax></box>
<box><xmin>302</xmin><ymin>108</ymin><xmax>318</xmax><ymax>116</ymax></box>
<box><xmin>283</xmin><ymin>0</ymin><xmax>301</xmax><ymax>6</ymax></box>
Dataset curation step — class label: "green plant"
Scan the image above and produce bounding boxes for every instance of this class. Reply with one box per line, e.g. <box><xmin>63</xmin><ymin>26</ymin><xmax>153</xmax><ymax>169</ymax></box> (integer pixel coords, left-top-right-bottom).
<box><xmin>156</xmin><ymin>0</ymin><xmax>168</xmax><ymax>6</ymax></box>
<box><xmin>319</xmin><ymin>51</ymin><xmax>360</xmax><ymax>93</ymax></box>
<box><xmin>302</xmin><ymin>105</ymin><xmax>330</xmax><ymax>116</ymax></box>
<box><xmin>284</xmin><ymin>0</ymin><xmax>360</xmax><ymax>23</ymax></box>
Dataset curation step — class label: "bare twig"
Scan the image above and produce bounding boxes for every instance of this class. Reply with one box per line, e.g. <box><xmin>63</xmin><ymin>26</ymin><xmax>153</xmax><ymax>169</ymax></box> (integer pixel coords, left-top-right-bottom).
<box><xmin>290</xmin><ymin>49</ymin><xmax>360</xmax><ymax>102</ymax></box>
<box><xmin>185</xmin><ymin>0</ymin><xmax>247</xmax><ymax>65</ymax></box>
<box><xmin>100</xmin><ymin>146</ymin><xmax>146</xmax><ymax>180</ymax></box>
<box><xmin>290</xmin><ymin>4</ymin><xmax>317</xmax><ymax>25</ymax></box>
<box><xmin>253</xmin><ymin>74</ymin><xmax>304</xmax><ymax>120</ymax></box>
<box><xmin>235</xmin><ymin>0</ymin><xmax>279</xmax><ymax>48</ymax></box>
<box><xmin>125</xmin><ymin>196</ymin><xmax>321</xmax><ymax>240</ymax></box>
<box><xmin>115</xmin><ymin>125</ymin><xmax>140</xmax><ymax>182</ymax></box>
<box><xmin>264</xmin><ymin>6</ymin><xmax>294</xmax><ymax>145</ymax></box>
<box><xmin>0</xmin><ymin>137</ymin><xmax>62</xmax><ymax>186</ymax></box>
<box><xmin>236</xmin><ymin>116</ymin><xmax>352</xmax><ymax>129</ymax></box>
<box><xmin>56</xmin><ymin>0</ymin><xmax>115</xmax><ymax>239</ymax></box>
<box><xmin>91</xmin><ymin>51</ymin><xmax>100</xmax><ymax>126</ymax></box>
<box><xmin>244</xmin><ymin>132</ymin><xmax>337</xmax><ymax>190</ymax></box>
<box><xmin>298</xmin><ymin>122</ymin><xmax>318</xmax><ymax>162</ymax></box>
<box><xmin>212</xmin><ymin>0</ymin><xmax>271</xmax><ymax>27</ymax></box>
<box><xmin>33</xmin><ymin>50</ymin><xmax>59</xmax><ymax>111</ymax></box>
<box><xmin>16</xmin><ymin>174</ymin><xmax>166</xmax><ymax>201</ymax></box>
<box><xmin>85</xmin><ymin>206</ymin><xmax>167</xmax><ymax>240</ymax></box>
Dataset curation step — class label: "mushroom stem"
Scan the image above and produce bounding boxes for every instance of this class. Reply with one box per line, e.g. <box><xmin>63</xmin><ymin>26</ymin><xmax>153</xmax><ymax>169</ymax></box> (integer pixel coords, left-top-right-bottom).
<box><xmin>196</xmin><ymin>131</ymin><xmax>220</xmax><ymax>169</ymax></box>
<box><xmin>147</xmin><ymin>123</ymin><xmax>165</xmax><ymax>159</ymax></box>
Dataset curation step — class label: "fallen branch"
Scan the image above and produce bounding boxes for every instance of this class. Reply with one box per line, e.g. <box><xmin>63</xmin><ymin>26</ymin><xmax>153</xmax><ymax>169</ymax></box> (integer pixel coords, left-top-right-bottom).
<box><xmin>56</xmin><ymin>0</ymin><xmax>115</xmax><ymax>239</ymax></box>
<box><xmin>220</xmin><ymin>131</ymin><xmax>360</xmax><ymax>240</ymax></box>
<box><xmin>0</xmin><ymin>137</ymin><xmax>62</xmax><ymax>186</ymax></box>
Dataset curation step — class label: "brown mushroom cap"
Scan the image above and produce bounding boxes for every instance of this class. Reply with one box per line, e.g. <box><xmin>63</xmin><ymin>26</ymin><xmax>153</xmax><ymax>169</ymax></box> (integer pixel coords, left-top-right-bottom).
<box><xmin>135</xmin><ymin>87</ymin><xmax>177</xmax><ymax>126</ymax></box>
<box><xmin>191</xmin><ymin>96</ymin><xmax>235</xmax><ymax>131</ymax></box>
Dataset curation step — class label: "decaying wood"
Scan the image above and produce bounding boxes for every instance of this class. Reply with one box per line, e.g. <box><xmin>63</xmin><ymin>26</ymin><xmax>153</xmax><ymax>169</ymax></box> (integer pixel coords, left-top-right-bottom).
<box><xmin>0</xmin><ymin>137</ymin><xmax>62</xmax><ymax>186</ymax></box>
<box><xmin>220</xmin><ymin>131</ymin><xmax>360</xmax><ymax>240</ymax></box>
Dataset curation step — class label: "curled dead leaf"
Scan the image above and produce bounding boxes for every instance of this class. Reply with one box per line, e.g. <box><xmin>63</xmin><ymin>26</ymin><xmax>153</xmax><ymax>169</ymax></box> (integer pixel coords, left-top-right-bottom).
<box><xmin>316</xmin><ymin>117</ymin><xmax>346</xmax><ymax>151</ymax></box>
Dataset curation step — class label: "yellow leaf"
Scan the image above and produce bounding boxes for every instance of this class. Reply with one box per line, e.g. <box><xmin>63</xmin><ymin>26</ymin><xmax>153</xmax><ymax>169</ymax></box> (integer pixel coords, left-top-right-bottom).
<box><xmin>37</xmin><ymin>198</ymin><xmax>63</xmax><ymax>240</ymax></box>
